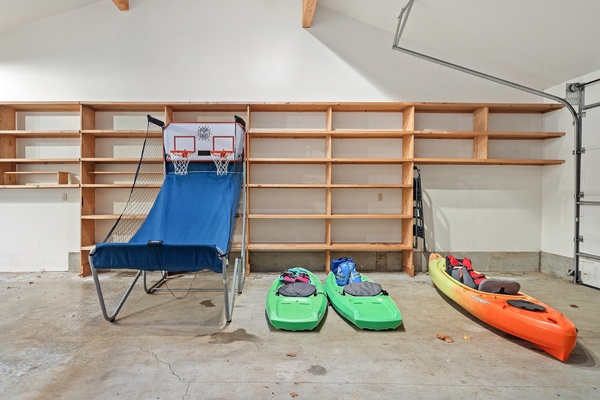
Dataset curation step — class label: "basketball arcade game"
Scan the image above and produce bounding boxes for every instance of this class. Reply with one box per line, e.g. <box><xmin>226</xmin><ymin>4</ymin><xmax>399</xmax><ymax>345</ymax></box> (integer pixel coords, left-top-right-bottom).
<box><xmin>164</xmin><ymin>118</ymin><xmax>245</xmax><ymax>176</ymax></box>
<box><xmin>90</xmin><ymin>115</ymin><xmax>247</xmax><ymax>323</ymax></box>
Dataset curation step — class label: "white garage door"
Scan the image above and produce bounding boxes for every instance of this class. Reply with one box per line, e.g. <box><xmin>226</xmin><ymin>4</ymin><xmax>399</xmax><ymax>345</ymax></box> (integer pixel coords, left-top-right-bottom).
<box><xmin>578</xmin><ymin>82</ymin><xmax>600</xmax><ymax>289</ymax></box>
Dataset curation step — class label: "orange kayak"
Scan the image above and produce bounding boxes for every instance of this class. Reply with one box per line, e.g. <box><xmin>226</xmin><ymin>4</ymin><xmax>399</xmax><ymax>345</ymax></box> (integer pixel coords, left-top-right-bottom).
<box><xmin>429</xmin><ymin>254</ymin><xmax>577</xmax><ymax>361</ymax></box>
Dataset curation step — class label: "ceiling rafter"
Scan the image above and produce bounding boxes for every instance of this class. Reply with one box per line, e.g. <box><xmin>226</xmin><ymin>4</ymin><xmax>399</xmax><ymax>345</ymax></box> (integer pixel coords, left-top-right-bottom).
<box><xmin>302</xmin><ymin>0</ymin><xmax>317</xmax><ymax>28</ymax></box>
<box><xmin>112</xmin><ymin>0</ymin><xmax>129</xmax><ymax>11</ymax></box>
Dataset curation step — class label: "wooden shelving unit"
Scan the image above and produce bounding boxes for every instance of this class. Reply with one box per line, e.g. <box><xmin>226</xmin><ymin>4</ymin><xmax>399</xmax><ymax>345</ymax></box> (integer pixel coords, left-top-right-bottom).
<box><xmin>245</xmin><ymin>105</ymin><xmax>414</xmax><ymax>275</ymax></box>
<box><xmin>0</xmin><ymin>101</ymin><xmax>565</xmax><ymax>276</ymax></box>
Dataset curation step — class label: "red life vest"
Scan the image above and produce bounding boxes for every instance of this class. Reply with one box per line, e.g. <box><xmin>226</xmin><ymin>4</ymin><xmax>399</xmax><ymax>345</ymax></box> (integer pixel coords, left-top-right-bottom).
<box><xmin>445</xmin><ymin>255</ymin><xmax>486</xmax><ymax>288</ymax></box>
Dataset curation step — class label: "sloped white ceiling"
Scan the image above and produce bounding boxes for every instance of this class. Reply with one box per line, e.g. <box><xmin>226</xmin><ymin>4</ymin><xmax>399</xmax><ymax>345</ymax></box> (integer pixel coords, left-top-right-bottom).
<box><xmin>1</xmin><ymin>0</ymin><xmax>599</xmax><ymax>90</ymax></box>
<box><xmin>319</xmin><ymin>0</ymin><xmax>600</xmax><ymax>90</ymax></box>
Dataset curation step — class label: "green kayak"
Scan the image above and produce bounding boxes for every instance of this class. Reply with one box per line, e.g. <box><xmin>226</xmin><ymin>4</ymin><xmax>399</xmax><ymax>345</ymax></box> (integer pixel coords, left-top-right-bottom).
<box><xmin>266</xmin><ymin>267</ymin><xmax>327</xmax><ymax>331</ymax></box>
<box><xmin>325</xmin><ymin>272</ymin><xmax>402</xmax><ymax>330</ymax></box>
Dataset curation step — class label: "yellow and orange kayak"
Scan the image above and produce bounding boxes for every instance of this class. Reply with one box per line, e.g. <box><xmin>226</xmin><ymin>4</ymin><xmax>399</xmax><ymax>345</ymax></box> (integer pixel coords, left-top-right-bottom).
<box><xmin>429</xmin><ymin>254</ymin><xmax>577</xmax><ymax>362</ymax></box>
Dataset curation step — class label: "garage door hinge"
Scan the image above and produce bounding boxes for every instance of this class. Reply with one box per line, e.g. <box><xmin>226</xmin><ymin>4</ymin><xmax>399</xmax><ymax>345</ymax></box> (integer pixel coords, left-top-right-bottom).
<box><xmin>576</xmin><ymin>192</ymin><xmax>584</xmax><ymax>199</ymax></box>
<box><xmin>573</xmin><ymin>148</ymin><xmax>585</xmax><ymax>155</ymax></box>
<box><xmin>574</xmin><ymin>236</ymin><xmax>584</xmax><ymax>243</ymax></box>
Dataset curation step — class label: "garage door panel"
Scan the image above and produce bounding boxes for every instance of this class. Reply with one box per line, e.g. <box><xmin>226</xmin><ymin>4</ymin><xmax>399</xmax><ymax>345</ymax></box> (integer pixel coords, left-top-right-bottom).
<box><xmin>579</xmin><ymin>257</ymin><xmax>600</xmax><ymax>288</ymax></box>
<box><xmin>579</xmin><ymin>181</ymin><xmax>600</xmax><ymax>256</ymax></box>
<box><xmin>581</xmin><ymin>147</ymin><xmax>600</xmax><ymax>203</ymax></box>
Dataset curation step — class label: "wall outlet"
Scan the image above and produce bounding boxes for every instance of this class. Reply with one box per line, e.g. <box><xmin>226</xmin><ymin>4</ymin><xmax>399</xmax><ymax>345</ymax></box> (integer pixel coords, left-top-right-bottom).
<box><xmin>62</xmin><ymin>193</ymin><xmax>67</xmax><ymax>201</ymax></box>
<box><xmin>377</xmin><ymin>192</ymin><xmax>383</xmax><ymax>201</ymax></box>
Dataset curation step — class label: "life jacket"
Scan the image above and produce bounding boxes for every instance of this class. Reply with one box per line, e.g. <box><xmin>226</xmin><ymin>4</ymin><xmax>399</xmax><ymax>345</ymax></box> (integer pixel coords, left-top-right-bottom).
<box><xmin>331</xmin><ymin>257</ymin><xmax>362</xmax><ymax>286</ymax></box>
<box><xmin>445</xmin><ymin>255</ymin><xmax>486</xmax><ymax>289</ymax></box>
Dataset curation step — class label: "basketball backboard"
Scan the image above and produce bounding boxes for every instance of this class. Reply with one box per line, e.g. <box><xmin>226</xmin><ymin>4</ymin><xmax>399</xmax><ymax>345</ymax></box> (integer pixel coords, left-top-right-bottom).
<box><xmin>164</xmin><ymin>122</ymin><xmax>243</xmax><ymax>161</ymax></box>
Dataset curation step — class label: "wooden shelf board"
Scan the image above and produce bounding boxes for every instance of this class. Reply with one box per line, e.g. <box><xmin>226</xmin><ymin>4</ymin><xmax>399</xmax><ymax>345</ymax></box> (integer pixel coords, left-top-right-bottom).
<box><xmin>415</xmin><ymin>158</ymin><xmax>565</xmax><ymax>166</ymax></box>
<box><xmin>412</xmin><ymin>103</ymin><xmax>563</xmax><ymax>114</ymax></box>
<box><xmin>248</xmin><ymin>184</ymin><xmax>327</xmax><ymax>188</ymax></box>
<box><xmin>81</xmin><ymin>130</ymin><xmax>157</xmax><ymax>138</ymax></box>
<box><xmin>1</xmin><ymin>101</ymin><xmax>563</xmax><ymax>114</ymax></box>
<box><xmin>0</xmin><ymin>158</ymin><xmax>79</xmax><ymax>164</ymax></box>
<box><xmin>81</xmin><ymin>214</ymin><xmax>119</xmax><ymax>220</ymax></box>
<box><xmin>249</xmin><ymin>214</ymin><xmax>328</xmax><ymax>219</ymax></box>
<box><xmin>332</xmin><ymin>158</ymin><xmax>410</xmax><ymax>164</ymax></box>
<box><xmin>80</xmin><ymin>184</ymin><xmax>161</xmax><ymax>188</ymax></box>
<box><xmin>250</xmin><ymin>130</ymin><xmax>565</xmax><ymax>141</ymax></box>
<box><xmin>330</xmin><ymin>243</ymin><xmax>411</xmax><ymax>251</ymax></box>
<box><xmin>248</xmin><ymin>158</ymin><xmax>410</xmax><ymax>164</ymax></box>
<box><xmin>247</xmin><ymin>243</ymin><xmax>331</xmax><ymax>251</ymax></box>
<box><xmin>83</xmin><ymin>102</ymin><xmax>248</xmax><ymax>112</ymax></box>
<box><xmin>81</xmin><ymin>214</ymin><xmax>147</xmax><ymax>220</ymax></box>
<box><xmin>5</xmin><ymin>171</ymin><xmax>69</xmax><ymax>175</ymax></box>
<box><xmin>241</xmin><ymin>157</ymin><xmax>560</xmax><ymax>168</ymax></box>
<box><xmin>330</xmin><ymin>183</ymin><xmax>409</xmax><ymax>188</ymax></box>
<box><xmin>248</xmin><ymin>158</ymin><xmax>328</xmax><ymax>164</ymax></box>
<box><xmin>329</xmin><ymin>130</ymin><xmax>410</xmax><ymax>138</ymax></box>
<box><xmin>249</xmin><ymin>102</ymin><xmax>413</xmax><ymax>112</ymax></box>
<box><xmin>247</xmin><ymin>242</ymin><xmax>410</xmax><ymax>251</ymax></box>
<box><xmin>81</xmin><ymin>158</ymin><xmax>163</xmax><ymax>164</ymax></box>
<box><xmin>89</xmin><ymin>171</ymin><xmax>164</xmax><ymax>175</ymax></box>
<box><xmin>330</xmin><ymin>103</ymin><xmax>413</xmax><ymax>112</ymax></box>
<box><xmin>82</xmin><ymin>102</ymin><xmax>167</xmax><ymax>112</ymax></box>
<box><xmin>0</xmin><ymin>184</ymin><xmax>79</xmax><ymax>189</ymax></box>
<box><xmin>249</xmin><ymin>130</ymin><xmax>327</xmax><ymax>138</ymax></box>
<box><xmin>249</xmin><ymin>213</ymin><xmax>410</xmax><ymax>219</ymax></box>
<box><xmin>248</xmin><ymin>183</ymin><xmax>408</xmax><ymax>189</ymax></box>
<box><xmin>169</xmin><ymin>103</ymin><xmax>248</xmax><ymax>112</ymax></box>
<box><xmin>0</xmin><ymin>102</ymin><xmax>81</xmax><ymax>112</ymax></box>
<box><xmin>249</xmin><ymin>129</ymin><xmax>410</xmax><ymax>138</ymax></box>
<box><xmin>329</xmin><ymin>213</ymin><xmax>411</xmax><ymax>219</ymax></box>
<box><xmin>413</xmin><ymin>130</ymin><xmax>565</xmax><ymax>140</ymax></box>
<box><xmin>488</xmin><ymin>131</ymin><xmax>565</xmax><ymax>140</ymax></box>
<box><xmin>0</xmin><ymin>130</ymin><xmax>80</xmax><ymax>138</ymax></box>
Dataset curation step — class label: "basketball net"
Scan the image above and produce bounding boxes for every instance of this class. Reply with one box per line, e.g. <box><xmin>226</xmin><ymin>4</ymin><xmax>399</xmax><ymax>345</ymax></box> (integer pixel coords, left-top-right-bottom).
<box><xmin>169</xmin><ymin>150</ymin><xmax>191</xmax><ymax>175</ymax></box>
<box><xmin>211</xmin><ymin>150</ymin><xmax>232</xmax><ymax>176</ymax></box>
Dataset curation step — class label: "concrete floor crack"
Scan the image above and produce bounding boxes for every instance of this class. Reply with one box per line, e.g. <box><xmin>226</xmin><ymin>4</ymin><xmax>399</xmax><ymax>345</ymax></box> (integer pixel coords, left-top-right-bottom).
<box><xmin>135</xmin><ymin>345</ymin><xmax>191</xmax><ymax>399</ymax></box>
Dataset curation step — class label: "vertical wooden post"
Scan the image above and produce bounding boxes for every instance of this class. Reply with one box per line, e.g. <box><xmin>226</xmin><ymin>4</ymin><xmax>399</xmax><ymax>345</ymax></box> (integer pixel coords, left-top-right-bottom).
<box><xmin>402</xmin><ymin>162</ymin><xmax>414</xmax><ymax>277</ymax></box>
<box><xmin>0</xmin><ymin>106</ymin><xmax>16</xmax><ymax>184</ymax></box>
<box><xmin>401</xmin><ymin>106</ymin><xmax>415</xmax><ymax>276</ymax></box>
<box><xmin>325</xmin><ymin>107</ymin><xmax>333</xmax><ymax>272</ymax></box>
<box><xmin>402</xmin><ymin>106</ymin><xmax>415</xmax><ymax>131</ymax></box>
<box><xmin>164</xmin><ymin>106</ymin><xmax>173</xmax><ymax>125</ymax></box>
<box><xmin>473</xmin><ymin>107</ymin><xmax>489</xmax><ymax>159</ymax></box>
<box><xmin>80</xmin><ymin>104</ymin><xmax>95</xmax><ymax>130</ymax></box>
<box><xmin>245</xmin><ymin>105</ymin><xmax>252</xmax><ymax>277</ymax></box>
<box><xmin>0</xmin><ymin>105</ymin><xmax>16</xmax><ymax>130</ymax></box>
<box><xmin>0</xmin><ymin>106</ymin><xmax>16</xmax><ymax>183</ymax></box>
<box><xmin>79</xmin><ymin>105</ymin><xmax>96</xmax><ymax>277</ymax></box>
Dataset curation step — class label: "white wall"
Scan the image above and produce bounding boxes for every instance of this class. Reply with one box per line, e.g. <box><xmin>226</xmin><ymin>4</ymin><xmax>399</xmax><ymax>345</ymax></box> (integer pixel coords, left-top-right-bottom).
<box><xmin>543</xmin><ymin>70</ymin><xmax>600</xmax><ymax>258</ymax></box>
<box><xmin>0</xmin><ymin>0</ymin><xmax>573</xmax><ymax>271</ymax></box>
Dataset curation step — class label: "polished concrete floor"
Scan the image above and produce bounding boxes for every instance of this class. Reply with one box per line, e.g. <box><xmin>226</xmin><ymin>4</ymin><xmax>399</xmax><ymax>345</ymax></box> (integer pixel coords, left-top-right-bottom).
<box><xmin>1</xmin><ymin>268</ymin><xmax>599</xmax><ymax>399</ymax></box>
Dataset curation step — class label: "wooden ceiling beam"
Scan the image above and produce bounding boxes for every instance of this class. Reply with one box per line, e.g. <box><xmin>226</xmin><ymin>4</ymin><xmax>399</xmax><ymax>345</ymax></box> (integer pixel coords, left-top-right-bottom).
<box><xmin>302</xmin><ymin>0</ymin><xmax>317</xmax><ymax>28</ymax></box>
<box><xmin>112</xmin><ymin>0</ymin><xmax>129</xmax><ymax>11</ymax></box>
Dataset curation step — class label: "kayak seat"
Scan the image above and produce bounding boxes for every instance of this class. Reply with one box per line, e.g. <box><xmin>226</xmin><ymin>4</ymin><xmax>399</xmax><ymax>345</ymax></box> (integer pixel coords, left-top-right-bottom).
<box><xmin>277</xmin><ymin>282</ymin><xmax>317</xmax><ymax>297</ymax></box>
<box><xmin>343</xmin><ymin>281</ymin><xmax>387</xmax><ymax>297</ymax></box>
<box><xmin>478</xmin><ymin>279</ymin><xmax>521</xmax><ymax>295</ymax></box>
